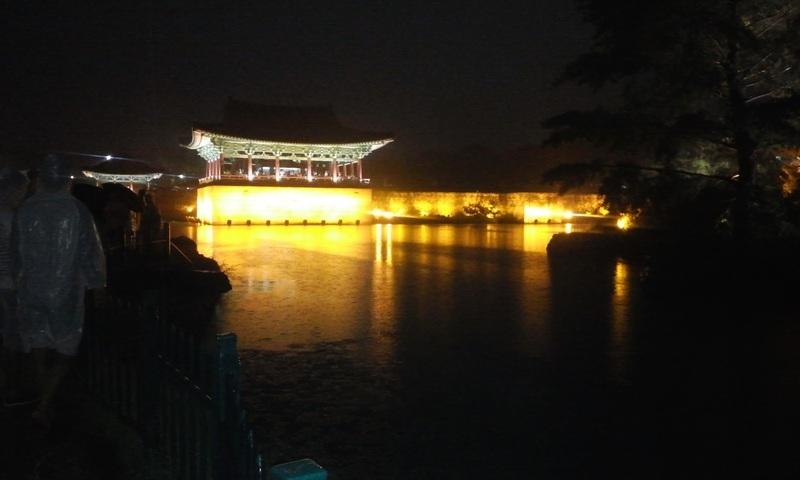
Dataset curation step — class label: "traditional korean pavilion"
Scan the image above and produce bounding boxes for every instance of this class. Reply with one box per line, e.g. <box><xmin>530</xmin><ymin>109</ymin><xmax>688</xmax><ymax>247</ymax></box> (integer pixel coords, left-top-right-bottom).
<box><xmin>82</xmin><ymin>158</ymin><xmax>164</xmax><ymax>187</ymax></box>
<box><xmin>186</xmin><ymin>98</ymin><xmax>392</xmax><ymax>184</ymax></box>
<box><xmin>185</xmin><ymin>99</ymin><xmax>393</xmax><ymax>225</ymax></box>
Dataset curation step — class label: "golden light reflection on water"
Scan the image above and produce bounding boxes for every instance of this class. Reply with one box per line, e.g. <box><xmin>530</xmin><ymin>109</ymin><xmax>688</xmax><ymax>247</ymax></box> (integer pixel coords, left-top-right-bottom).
<box><xmin>369</xmin><ymin>226</ymin><xmax>397</xmax><ymax>362</ymax></box>
<box><xmin>374</xmin><ymin>224</ymin><xmax>393</xmax><ymax>264</ymax></box>
<box><xmin>610</xmin><ymin>259</ymin><xmax>632</xmax><ymax>381</ymax></box>
<box><xmin>171</xmin><ymin>223</ymin><xmax>577</xmax><ymax>353</ymax></box>
<box><xmin>522</xmin><ymin>223</ymin><xmax>574</xmax><ymax>252</ymax></box>
<box><xmin>194</xmin><ymin>224</ymin><xmax>369</xmax><ymax>260</ymax></box>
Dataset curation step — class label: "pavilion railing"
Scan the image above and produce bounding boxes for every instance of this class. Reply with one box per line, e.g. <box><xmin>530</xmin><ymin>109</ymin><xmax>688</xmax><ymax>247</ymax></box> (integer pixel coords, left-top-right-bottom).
<box><xmin>197</xmin><ymin>175</ymin><xmax>370</xmax><ymax>186</ymax></box>
<box><xmin>80</xmin><ymin>291</ymin><xmax>266</xmax><ymax>480</ymax></box>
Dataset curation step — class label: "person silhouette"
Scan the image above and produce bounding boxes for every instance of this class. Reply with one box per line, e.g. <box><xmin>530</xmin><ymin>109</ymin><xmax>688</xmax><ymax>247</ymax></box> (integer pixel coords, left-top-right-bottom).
<box><xmin>12</xmin><ymin>154</ymin><xmax>106</xmax><ymax>427</ymax></box>
<box><xmin>0</xmin><ymin>167</ymin><xmax>29</xmax><ymax>405</ymax></box>
<box><xmin>139</xmin><ymin>191</ymin><xmax>162</xmax><ymax>250</ymax></box>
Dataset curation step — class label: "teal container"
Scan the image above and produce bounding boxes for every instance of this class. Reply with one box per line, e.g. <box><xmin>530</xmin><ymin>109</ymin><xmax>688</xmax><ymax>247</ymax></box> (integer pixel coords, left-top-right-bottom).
<box><xmin>268</xmin><ymin>459</ymin><xmax>327</xmax><ymax>480</ymax></box>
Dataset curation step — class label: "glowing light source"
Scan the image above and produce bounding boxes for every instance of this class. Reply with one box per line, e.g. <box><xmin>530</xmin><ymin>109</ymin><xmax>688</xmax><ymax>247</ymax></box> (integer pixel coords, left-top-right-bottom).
<box><xmin>83</xmin><ymin>171</ymin><xmax>162</xmax><ymax>184</ymax></box>
<box><xmin>197</xmin><ymin>185</ymin><xmax>372</xmax><ymax>225</ymax></box>
<box><xmin>105</xmin><ymin>155</ymin><xmax>112</xmax><ymax>160</ymax></box>
<box><xmin>523</xmin><ymin>205</ymin><xmax>575</xmax><ymax>224</ymax></box>
<box><xmin>370</xmin><ymin>209</ymin><xmax>396</xmax><ymax>220</ymax></box>
<box><xmin>524</xmin><ymin>206</ymin><xmax>553</xmax><ymax>223</ymax></box>
<box><xmin>616</xmin><ymin>214</ymin><xmax>632</xmax><ymax>230</ymax></box>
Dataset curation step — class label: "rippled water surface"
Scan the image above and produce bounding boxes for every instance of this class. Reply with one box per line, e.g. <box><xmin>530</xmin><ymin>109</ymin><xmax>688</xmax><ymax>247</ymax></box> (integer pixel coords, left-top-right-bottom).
<box><xmin>175</xmin><ymin>224</ymin><xmax>799</xmax><ymax>479</ymax></box>
<box><xmin>183</xmin><ymin>224</ymin><xmax>574</xmax><ymax>352</ymax></box>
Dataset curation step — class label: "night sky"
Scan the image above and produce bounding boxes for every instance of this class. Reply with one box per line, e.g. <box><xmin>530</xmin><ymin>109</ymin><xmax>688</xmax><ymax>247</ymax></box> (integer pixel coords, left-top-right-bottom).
<box><xmin>3</xmin><ymin>1</ymin><xmax>596</xmax><ymax>171</ymax></box>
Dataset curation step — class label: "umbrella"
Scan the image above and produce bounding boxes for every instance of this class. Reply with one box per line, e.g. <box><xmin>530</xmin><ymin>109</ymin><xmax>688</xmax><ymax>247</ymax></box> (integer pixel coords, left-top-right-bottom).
<box><xmin>71</xmin><ymin>183</ymin><xmax>107</xmax><ymax>216</ymax></box>
<box><xmin>101</xmin><ymin>182</ymin><xmax>143</xmax><ymax>212</ymax></box>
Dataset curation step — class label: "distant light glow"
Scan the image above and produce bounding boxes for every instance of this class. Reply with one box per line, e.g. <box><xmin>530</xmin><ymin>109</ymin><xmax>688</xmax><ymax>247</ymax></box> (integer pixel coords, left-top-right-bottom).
<box><xmin>197</xmin><ymin>185</ymin><xmax>371</xmax><ymax>225</ymax></box>
<box><xmin>523</xmin><ymin>205</ymin><xmax>575</xmax><ymax>224</ymax></box>
<box><xmin>617</xmin><ymin>214</ymin><xmax>632</xmax><ymax>230</ymax></box>
<box><xmin>371</xmin><ymin>209</ymin><xmax>396</xmax><ymax>219</ymax></box>
<box><xmin>524</xmin><ymin>206</ymin><xmax>553</xmax><ymax>222</ymax></box>
<box><xmin>83</xmin><ymin>171</ymin><xmax>162</xmax><ymax>184</ymax></box>
<box><xmin>105</xmin><ymin>155</ymin><xmax>112</xmax><ymax>160</ymax></box>
<box><xmin>178</xmin><ymin>174</ymin><xmax>185</xmax><ymax>179</ymax></box>
<box><xmin>564</xmin><ymin>223</ymin><xmax>573</xmax><ymax>234</ymax></box>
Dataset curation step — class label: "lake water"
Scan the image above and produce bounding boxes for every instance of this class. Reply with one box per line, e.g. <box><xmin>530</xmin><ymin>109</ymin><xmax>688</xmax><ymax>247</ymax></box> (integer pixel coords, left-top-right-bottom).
<box><xmin>176</xmin><ymin>224</ymin><xmax>800</xmax><ymax>479</ymax></box>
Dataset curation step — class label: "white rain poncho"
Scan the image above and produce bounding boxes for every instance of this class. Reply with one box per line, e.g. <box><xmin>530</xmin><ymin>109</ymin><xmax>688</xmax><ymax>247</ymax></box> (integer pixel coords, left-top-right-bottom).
<box><xmin>13</xmin><ymin>190</ymin><xmax>106</xmax><ymax>356</ymax></box>
<box><xmin>0</xmin><ymin>168</ymin><xmax>28</xmax><ymax>349</ymax></box>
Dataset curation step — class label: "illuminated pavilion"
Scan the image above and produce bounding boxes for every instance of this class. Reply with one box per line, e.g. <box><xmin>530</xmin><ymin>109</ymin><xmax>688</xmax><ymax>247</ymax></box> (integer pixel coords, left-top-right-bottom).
<box><xmin>82</xmin><ymin>158</ymin><xmax>164</xmax><ymax>188</ymax></box>
<box><xmin>186</xmin><ymin>99</ymin><xmax>393</xmax><ymax>225</ymax></box>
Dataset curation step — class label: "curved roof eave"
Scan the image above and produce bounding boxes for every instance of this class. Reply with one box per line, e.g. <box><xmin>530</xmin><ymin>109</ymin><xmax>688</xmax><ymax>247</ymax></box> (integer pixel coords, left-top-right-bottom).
<box><xmin>189</xmin><ymin>128</ymin><xmax>394</xmax><ymax>149</ymax></box>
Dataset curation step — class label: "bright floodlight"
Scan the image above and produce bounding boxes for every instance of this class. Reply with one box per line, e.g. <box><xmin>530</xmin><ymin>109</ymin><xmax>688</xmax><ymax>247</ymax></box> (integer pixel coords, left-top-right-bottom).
<box><xmin>105</xmin><ymin>155</ymin><xmax>112</xmax><ymax>160</ymax></box>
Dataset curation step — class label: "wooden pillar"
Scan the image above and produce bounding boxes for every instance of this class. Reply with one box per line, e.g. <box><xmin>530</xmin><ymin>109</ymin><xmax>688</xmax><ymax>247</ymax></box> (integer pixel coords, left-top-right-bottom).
<box><xmin>357</xmin><ymin>160</ymin><xmax>363</xmax><ymax>182</ymax></box>
<box><xmin>332</xmin><ymin>159</ymin><xmax>338</xmax><ymax>182</ymax></box>
<box><xmin>306</xmin><ymin>158</ymin><xmax>312</xmax><ymax>182</ymax></box>
<box><xmin>247</xmin><ymin>155</ymin><xmax>253</xmax><ymax>179</ymax></box>
<box><xmin>218</xmin><ymin>154</ymin><xmax>224</xmax><ymax>180</ymax></box>
<box><xmin>206</xmin><ymin>161</ymin><xmax>211</xmax><ymax>179</ymax></box>
<box><xmin>274</xmin><ymin>157</ymin><xmax>281</xmax><ymax>181</ymax></box>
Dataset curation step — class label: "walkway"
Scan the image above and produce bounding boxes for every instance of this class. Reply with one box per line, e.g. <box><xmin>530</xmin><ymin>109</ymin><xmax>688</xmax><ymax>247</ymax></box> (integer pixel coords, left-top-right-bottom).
<box><xmin>0</xmin><ymin>371</ymin><xmax>169</xmax><ymax>480</ymax></box>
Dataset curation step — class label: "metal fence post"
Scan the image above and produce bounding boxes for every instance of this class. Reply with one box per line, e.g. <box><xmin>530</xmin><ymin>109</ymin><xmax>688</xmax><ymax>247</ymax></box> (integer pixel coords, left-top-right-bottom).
<box><xmin>139</xmin><ymin>290</ymin><xmax>161</xmax><ymax>445</ymax></box>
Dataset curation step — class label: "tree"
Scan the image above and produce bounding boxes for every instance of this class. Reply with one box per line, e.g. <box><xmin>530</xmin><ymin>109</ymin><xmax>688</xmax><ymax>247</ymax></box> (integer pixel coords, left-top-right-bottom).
<box><xmin>543</xmin><ymin>0</ymin><xmax>800</xmax><ymax>237</ymax></box>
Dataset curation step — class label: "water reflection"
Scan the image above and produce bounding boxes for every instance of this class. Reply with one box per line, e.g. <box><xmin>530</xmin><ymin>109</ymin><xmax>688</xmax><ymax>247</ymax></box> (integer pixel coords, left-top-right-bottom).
<box><xmin>610</xmin><ymin>259</ymin><xmax>632</xmax><ymax>382</ymax></box>
<box><xmin>374</xmin><ymin>224</ymin><xmax>392</xmax><ymax>264</ymax></box>
<box><xmin>523</xmin><ymin>223</ymin><xmax>571</xmax><ymax>252</ymax></box>
<box><xmin>167</xmin><ymin>223</ymin><xmax>798</xmax><ymax>477</ymax></box>
<box><xmin>172</xmin><ymin>223</ymin><xmax>575</xmax><ymax>353</ymax></box>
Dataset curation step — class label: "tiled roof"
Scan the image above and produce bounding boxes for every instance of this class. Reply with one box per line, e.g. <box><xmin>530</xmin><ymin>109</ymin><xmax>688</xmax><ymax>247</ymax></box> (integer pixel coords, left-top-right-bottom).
<box><xmin>194</xmin><ymin>98</ymin><xmax>392</xmax><ymax>144</ymax></box>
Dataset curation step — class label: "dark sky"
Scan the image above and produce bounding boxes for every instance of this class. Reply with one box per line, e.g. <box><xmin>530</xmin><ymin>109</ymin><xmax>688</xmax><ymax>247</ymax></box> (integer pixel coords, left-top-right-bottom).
<box><xmin>3</xmin><ymin>1</ymin><xmax>596</xmax><ymax>168</ymax></box>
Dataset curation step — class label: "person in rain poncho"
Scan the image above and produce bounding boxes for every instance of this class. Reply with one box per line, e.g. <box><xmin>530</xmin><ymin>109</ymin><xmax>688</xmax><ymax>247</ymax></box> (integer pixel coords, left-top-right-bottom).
<box><xmin>12</xmin><ymin>154</ymin><xmax>106</xmax><ymax>425</ymax></box>
<box><xmin>0</xmin><ymin>167</ymin><xmax>28</xmax><ymax>403</ymax></box>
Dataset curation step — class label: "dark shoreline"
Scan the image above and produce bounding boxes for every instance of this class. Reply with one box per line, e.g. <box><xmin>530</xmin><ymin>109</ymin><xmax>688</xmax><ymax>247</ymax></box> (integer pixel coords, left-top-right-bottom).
<box><xmin>548</xmin><ymin>229</ymin><xmax>800</xmax><ymax>305</ymax></box>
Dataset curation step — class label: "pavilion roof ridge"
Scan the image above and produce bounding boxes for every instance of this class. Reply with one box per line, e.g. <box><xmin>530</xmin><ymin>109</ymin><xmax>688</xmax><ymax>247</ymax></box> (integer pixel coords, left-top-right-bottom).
<box><xmin>192</xmin><ymin>98</ymin><xmax>393</xmax><ymax>145</ymax></box>
<box><xmin>191</xmin><ymin>127</ymin><xmax>393</xmax><ymax>148</ymax></box>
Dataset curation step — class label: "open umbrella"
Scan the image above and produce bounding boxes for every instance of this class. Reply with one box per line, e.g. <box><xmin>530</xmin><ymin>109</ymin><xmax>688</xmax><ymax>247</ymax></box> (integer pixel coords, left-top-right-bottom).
<box><xmin>71</xmin><ymin>183</ymin><xmax>107</xmax><ymax>217</ymax></box>
<box><xmin>101</xmin><ymin>182</ymin><xmax>143</xmax><ymax>212</ymax></box>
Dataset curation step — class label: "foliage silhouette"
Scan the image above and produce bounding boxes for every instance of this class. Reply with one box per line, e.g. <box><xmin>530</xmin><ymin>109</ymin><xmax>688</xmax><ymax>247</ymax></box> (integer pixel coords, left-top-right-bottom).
<box><xmin>543</xmin><ymin>0</ymin><xmax>800</xmax><ymax>237</ymax></box>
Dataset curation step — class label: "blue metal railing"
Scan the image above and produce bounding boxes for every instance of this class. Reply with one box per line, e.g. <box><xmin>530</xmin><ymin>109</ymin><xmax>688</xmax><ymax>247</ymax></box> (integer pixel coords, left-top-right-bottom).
<box><xmin>81</xmin><ymin>291</ymin><xmax>325</xmax><ymax>480</ymax></box>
